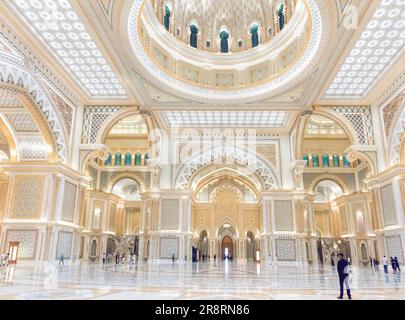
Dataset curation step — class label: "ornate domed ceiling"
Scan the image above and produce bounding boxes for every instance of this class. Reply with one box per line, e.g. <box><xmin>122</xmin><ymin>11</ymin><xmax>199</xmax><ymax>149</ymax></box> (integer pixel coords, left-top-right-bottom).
<box><xmin>127</xmin><ymin>0</ymin><xmax>328</xmax><ymax>104</ymax></box>
<box><xmin>152</xmin><ymin>0</ymin><xmax>296</xmax><ymax>53</ymax></box>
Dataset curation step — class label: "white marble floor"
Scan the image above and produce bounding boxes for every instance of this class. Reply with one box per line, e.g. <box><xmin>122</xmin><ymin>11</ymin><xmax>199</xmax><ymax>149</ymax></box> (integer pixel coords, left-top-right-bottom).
<box><xmin>0</xmin><ymin>261</ymin><xmax>404</xmax><ymax>300</ymax></box>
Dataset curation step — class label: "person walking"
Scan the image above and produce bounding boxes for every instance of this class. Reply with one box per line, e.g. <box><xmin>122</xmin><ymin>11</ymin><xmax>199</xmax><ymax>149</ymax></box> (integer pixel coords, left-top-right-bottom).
<box><xmin>337</xmin><ymin>253</ymin><xmax>352</xmax><ymax>300</ymax></box>
<box><xmin>382</xmin><ymin>256</ymin><xmax>389</xmax><ymax>273</ymax></box>
<box><xmin>394</xmin><ymin>257</ymin><xmax>400</xmax><ymax>272</ymax></box>
<box><xmin>391</xmin><ymin>257</ymin><xmax>397</xmax><ymax>273</ymax></box>
<box><xmin>102</xmin><ymin>252</ymin><xmax>106</xmax><ymax>264</ymax></box>
<box><xmin>331</xmin><ymin>256</ymin><xmax>335</xmax><ymax>267</ymax></box>
<box><xmin>370</xmin><ymin>256</ymin><xmax>373</xmax><ymax>267</ymax></box>
<box><xmin>59</xmin><ymin>253</ymin><xmax>64</xmax><ymax>266</ymax></box>
<box><xmin>172</xmin><ymin>253</ymin><xmax>175</xmax><ymax>262</ymax></box>
<box><xmin>4</xmin><ymin>253</ymin><xmax>9</xmax><ymax>267</ymax></box>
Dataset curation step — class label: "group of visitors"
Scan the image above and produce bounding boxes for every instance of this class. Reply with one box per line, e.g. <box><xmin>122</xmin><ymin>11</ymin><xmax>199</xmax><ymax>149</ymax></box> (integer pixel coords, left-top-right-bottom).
<box><xmin>369</xmin><ymin>256</ymin><xmax>379</xmax><ymax>267</ymax></box>
<box><xmin>198</xmin><ymin>254</ymin><xmax>217</xmax><ymax>262</ymax></box>
<box><xmin>336</xmin><ymin>253</ymin><xmax>402</xmax><ymax>300</ymax></box>
<box><xmin>102</xmin><ymin>252</ymin><xmax>138</xmax><ymax>265</ymax></box>
<box><xmin>382</xmin><ymin>256</ymin><xmax>401</xmax><ymax>273</ymax></box>
<box><xmin>0</xmin><ymin>253</ymin><xmax>9</xmax><ymax>267</ymax></box>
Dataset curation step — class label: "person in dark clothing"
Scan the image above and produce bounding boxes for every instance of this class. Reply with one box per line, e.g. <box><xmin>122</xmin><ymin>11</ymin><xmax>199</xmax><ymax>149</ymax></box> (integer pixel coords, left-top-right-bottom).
<box><xmin>391</xmin><ymin>257</ymin><xmax>397</xmax><ymax>273</ymax></box>
<box><xmin>394</xmin><ymin>257</ymin><xmax>401</xmax><ymax>272</ymax></box>
<box><xmin>337</xmin><ymin>253</ymin><xmax>352</xmax><ymax>300</ymax></box>
<box><xmin>331</xmin><ymin>255</ymin><xmax>335</xmax><ymax>267</ymax></box>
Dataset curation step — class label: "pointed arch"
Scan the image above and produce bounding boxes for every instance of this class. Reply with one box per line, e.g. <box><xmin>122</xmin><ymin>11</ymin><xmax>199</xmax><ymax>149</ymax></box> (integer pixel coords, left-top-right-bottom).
<box><xmin>174</xmin><ymin>146</ymin><xmax>279</xmax><ymax>191</ymax></box>
<box><xmin>295</xmin><ymin>109</ymin><xmax>359</xmax><ymax>160</ymax></box>
<box><xmin>0</xmin><ymin>85</ymin><xmax>60</xmax><ymax>162</ymax></box>
<box><xmin>97</xmin><ymin>109</ymin><xmax>152</xmax><ymax>144</ymax></box>
<box><xmin>308</xmin><ymin>174</ymin><xmax>350</xmax><ymax>195</ymax></box>
<box><xmin>0</xmin><ymin>66</ymin><xmax>68</xmax><ymax>162</ymax></box>
<box><xmin>107</xmin><ymin>172</ymin><xmax>146</xmax><ymax>193</ymax></box>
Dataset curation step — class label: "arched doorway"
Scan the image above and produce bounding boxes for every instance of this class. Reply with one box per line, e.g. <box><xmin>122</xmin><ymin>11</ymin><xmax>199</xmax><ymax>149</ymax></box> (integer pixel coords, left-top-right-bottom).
<box><xmin>313</xmin><ymin>180</ymin><xmax>344</xmax><ymax>264</ymax></box>
<box><xmin>246</xmin><ymin>231</ymin><xmax>255</xmax><ymax>260</ymax></box>
<box><xmin>222</xmin><ymin>236</ymin><xmax>233</xmax><ymax>260</ymax></box>
<box><xmin>198</xmin><ymin>230</ymin><xmax>208</xmax><ymax>261</ymax></box>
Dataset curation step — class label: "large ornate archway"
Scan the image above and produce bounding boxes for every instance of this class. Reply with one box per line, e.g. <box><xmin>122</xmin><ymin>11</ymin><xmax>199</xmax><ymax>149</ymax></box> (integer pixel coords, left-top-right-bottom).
<box><xmin>174</xmin><ymin>145</ymin><xmax>280</xmax><ymax>190</ymax></box>
<box><xmin>0</xmin><ymin>64</ymin><xmax>68</xmax><ymax>163</ymax></box>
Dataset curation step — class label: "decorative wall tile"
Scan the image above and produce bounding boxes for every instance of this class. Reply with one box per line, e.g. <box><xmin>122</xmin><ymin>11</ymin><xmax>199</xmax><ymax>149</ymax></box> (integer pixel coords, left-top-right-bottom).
<box><xmin>4</xmin><ymin>112</ymin><xmax>38</xmax><ymax>132</ymax></box>
<box><xmin>0</xmin><ymin>88</ymin><xmax>23</xmax><ymax>107</ymax></box>
<box><xmin>10</xmin><ymin>176</ymin><xmax>44</xmax><ymax>219</ymax></box>
<box><xmin>380</xmin><ymin>184</ymin><xmax>397</xmax><ymax>226</ymax></box>
<box><xmin>386</xmin><ymin>235</ymin><xmax>404</xmax><ymax>263</ymax></box>
<box><xmin>0</xmin><ymin>130</ymin><xmax>10</xmax><ymax>158</ymax></box>
<box><xmin>160</xmin><ymin>236</ymin><xmax>179</xmax><ymax>259</ymax></box>
<box><xmin>382</xmin><ymin>89</ymin><xmax>405</xmax><ymax>139</ymax></box>
<box><xmin>48</xmin><ymin>87</ymin><xmax>74</xmax><ymax>139</ymax></box>
<box><xmin>83</xmin><ymin>105</ymin><xmax>124</xmax><ymax>143</ymax></box>
<box><xmin>61</xmin><ymin>181</ymin><xmax>77</xmax><ymax>223</ymax></box>
<box><xmin>275</xmin><ymin>239</ymin><xmax>296</xmax><ymax>261</ymax></box>
<box><xmin>328</xmin><ymin>106</ymin><xmax>373</xmax><ymax>145</ymax></box>
<box><xmin>5</xmin><ymin>229</ymin><xmax>37</xmax><ymax>259</ymax></box>
<box><xmin>161</xmin><ymin>199</ymin><xmax>179</xmax><ymax>230</ymax></box>
<box><xmin>274</xmin><ymin>200</ymin><xmax>293</xmax><ymax>231</ymax></box>
<box><xmin>17</xmin><ymin>136</ymin><xmax>47</xmax><ymax>160</ymax></box>
<box><xmin>0</xmin><ymin>182</ymin><xmax>9</xmax><ymax>218</ymax></box>
<box><xmin>56</xmin><ymin>231</ymin><xmax>73</xmax><ymax>259</ymax></box>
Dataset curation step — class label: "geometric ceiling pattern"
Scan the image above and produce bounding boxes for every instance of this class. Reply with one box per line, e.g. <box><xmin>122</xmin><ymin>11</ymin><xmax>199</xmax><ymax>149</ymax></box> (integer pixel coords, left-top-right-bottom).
<box><xmin>325</xmin><ymin>0</ymin><xmax>405</xmax><ymax>99</ymax></box>
<box><xmin>12</xmin><ymin>0</ymin><xmax>127</xmax><ymax>99</ymax></box>
<box><xmin>164</xmin><ymin>111</ymin><xmax>287</xmax><ymax>128</ymax></box>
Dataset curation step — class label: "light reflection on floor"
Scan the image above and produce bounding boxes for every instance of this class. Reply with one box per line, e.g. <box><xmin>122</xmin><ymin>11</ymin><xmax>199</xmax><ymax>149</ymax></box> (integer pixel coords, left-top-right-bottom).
<box><xmin>0</xmin><ymin>261</ymin><xmax>404</xmax><ymax>300</ymax></box>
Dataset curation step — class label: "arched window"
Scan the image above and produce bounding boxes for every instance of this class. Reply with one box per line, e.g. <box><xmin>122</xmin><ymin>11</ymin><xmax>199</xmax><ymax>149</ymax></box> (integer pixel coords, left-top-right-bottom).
<box><xmin>312</xmin><ymin>154</ymin><xmax>319</xmax><ymax>167</ymax></box>
<box><xmin>277</xmin><ymin>2</ymin><xmax>285</xmax><ymax>30</ymax></box>
<box><xmin>333</xmin><ymin>154</ymin><xmax>340</xmax><ymax>167</ymax></box>
<box><xmin>303</xmin><ymin>154</ymin><xmax>309</xmax><ymax>166</ymax></box>
<box><xmin>220</xmin><ymin>30</ymin><xmax>229</xmax><ymax>53</ymax></box>
<box><xmin>105</xmin><ymin>153</ymin><xmax>112</xmax><ymax>166</ymax></box>
<box><xmin>114</xmin><ymin>152</ymin><xmax>122</xmax><ymax>166</ymax></box>
<box><xmin>144</xmin><ymin>152</ymin><xmax>150</xmax><ymax>165</ymax></box>
<box><xmin>164</xmin><ymin>4</ymin><xmax>171</xmax><ymax>31</ymax></box>
<box><xmin>343</xmin><ymin>154</ymin><xmax>350</xmax><ymax>168</ymax></box>
<box><xmin>135</xmin><ymin>152</ymin><xmax>142</xmax><ymax>166</ymax></box>
<box><xmin>190</xmin><ymin>24</ymin><xmax>198</xmax><ymax>48</ymax></box>
<box><xmin>251</xmin><ymin>23</ymin><xmax>259</xmax><ymax>48</ymax></box>
<box><xmin>322</xmin><ymin>154</ymin><xmax>329</xmax><ymax>167</ymax></box>
<box><xmin>125</xmin><ymin>152</ymin><xmax>132</xmax><ymax>166</ymax></box>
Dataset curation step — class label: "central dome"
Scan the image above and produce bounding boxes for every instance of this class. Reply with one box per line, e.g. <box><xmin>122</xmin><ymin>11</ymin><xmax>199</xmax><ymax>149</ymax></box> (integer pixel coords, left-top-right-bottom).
<box><xmin>129</xmin><ymin>0</ymin><xmax>324</xmax><ymax>103</ymax></box>
<box><xmin>152</xmin><ymin>0</ymin><xmax>296</xmax><ymax>53</ymax></box>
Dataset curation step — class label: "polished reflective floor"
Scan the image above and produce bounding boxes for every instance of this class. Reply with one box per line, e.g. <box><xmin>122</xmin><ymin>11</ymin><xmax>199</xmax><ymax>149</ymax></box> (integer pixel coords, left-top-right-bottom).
<box><xmin>0</xmin><ymin>261</ymin><xmax>404</xmax><ymax>300</ymax></box>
